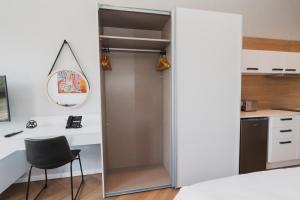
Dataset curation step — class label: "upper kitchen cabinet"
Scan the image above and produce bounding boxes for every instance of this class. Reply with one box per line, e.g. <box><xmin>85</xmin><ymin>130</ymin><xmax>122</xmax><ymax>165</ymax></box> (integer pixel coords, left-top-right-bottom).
<box><xmin>242</xmin><ymin>50</ymin><xmax>300</xmax><ymax>74</ymax></box>
<box><xmin>262</xmin><ymin>51</ymin><xmax>286</xmax><ymax>74</ymax></box>
<box><xmin>242</xmin><ymin>50</ymin><xmax>269</xmax><ymax>74</ymax></box>
<box><xmin>285</xmin><ymin>52</ymin><xmax>300</xmax><ymax>74</ymax></box>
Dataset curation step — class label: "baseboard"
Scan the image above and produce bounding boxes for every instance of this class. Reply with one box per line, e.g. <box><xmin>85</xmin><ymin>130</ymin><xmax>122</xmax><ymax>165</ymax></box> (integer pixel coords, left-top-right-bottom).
<box><xmin>17</xmin><ymin>168</ymin><xmax>102</xmax><ymax>183</ymax></box>
<box><xmin>267</xmin><ymin>160</ymin><xmax>300</xmax><ymax>169</ymax></box>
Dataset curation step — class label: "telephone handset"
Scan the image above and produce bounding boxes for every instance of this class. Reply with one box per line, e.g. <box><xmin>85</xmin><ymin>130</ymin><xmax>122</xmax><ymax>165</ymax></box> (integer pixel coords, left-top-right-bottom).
<box><xmin>66</xmin><ymin>116</ymin><xmax>82</xmax><ymax>129</ymax></box>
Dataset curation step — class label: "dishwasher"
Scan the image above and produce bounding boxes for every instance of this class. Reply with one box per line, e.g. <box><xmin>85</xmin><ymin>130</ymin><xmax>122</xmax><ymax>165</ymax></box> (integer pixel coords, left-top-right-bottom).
<box><xmin>240</xmin><ymin>117</ymin><xmax>268</xmax><ymax>174</ymax></box>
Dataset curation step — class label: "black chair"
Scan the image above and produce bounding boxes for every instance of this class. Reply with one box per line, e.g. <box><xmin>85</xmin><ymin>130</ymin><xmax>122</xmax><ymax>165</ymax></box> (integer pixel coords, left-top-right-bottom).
<box><xmin>24</xmin><ymin>136</ymin><xmax>84</xmax><ymax>200</ymax></box>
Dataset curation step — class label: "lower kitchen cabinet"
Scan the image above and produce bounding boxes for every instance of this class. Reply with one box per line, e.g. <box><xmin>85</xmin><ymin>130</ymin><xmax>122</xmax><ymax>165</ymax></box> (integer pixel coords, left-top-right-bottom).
<box><xmin>241</xmin><ymin>114</ymin><xmax>300</xmax><ymax>171</ymax></box>
<box><xmin>268</xmin><ymin>115</ymin><xmax>299</xmax><ymax>165</ymax></box>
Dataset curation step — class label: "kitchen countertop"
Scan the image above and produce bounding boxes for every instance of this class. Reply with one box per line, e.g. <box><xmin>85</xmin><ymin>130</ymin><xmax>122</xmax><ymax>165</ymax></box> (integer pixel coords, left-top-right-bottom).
<box><xmin>241</xmin><ymin>109</ymin><xmax>300</xmax><ymax>118</ymax></box>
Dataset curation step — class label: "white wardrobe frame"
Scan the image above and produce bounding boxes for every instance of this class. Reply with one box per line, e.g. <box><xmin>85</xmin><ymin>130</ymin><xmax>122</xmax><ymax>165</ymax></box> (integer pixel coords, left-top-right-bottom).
<box><xmin>97</xmin><ymin>4</ymin><xmax>177</xmax><ymax>197</ymax></box>
<box><xmin>97</xmin><ymin>3</ymin><xmax>242</xmax><ymax>198</ymax></box>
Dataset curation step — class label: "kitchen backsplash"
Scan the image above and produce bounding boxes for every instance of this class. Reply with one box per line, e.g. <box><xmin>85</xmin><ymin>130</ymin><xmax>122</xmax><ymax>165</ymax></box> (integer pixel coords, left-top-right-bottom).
<box><xmin>242</xmin><ymin>75</ymin><xmax>300</xmax><ymax>109</ymax></box>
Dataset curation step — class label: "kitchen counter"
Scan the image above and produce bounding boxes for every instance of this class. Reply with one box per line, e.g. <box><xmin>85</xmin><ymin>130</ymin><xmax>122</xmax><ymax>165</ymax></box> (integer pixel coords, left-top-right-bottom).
<box><xmin>241</xmin><ymin>109</ymin><xmax>299</xmax><ymax>118</ymax></box>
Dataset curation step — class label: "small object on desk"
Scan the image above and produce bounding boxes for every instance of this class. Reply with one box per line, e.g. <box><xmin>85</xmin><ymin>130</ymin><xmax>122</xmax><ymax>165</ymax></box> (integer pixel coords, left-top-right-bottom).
<box><xmin>26</xmin><ymin>120</ymin><xmax>37</xmax><ymax>129</ymax></box>
<box><xmin>66</xmin><ymin>115</ymin><xmax>82</xmax><ymax>129</ymax></box>
<box><xmin>4</xmin><ymin>130</ymin><xmax>23</xmax><ymax>138</ymax></box>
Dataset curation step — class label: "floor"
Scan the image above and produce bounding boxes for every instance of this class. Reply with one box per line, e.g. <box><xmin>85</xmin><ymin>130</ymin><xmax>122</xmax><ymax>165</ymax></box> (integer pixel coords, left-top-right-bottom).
<box><xmin>0</xmin><ymin>174</ymin><xmax>179</xmax><ymax>200</ymax></box>
<box><xmin>106</xmin><ymin>165</ymin><xmax>171</xmax><ymax>193</ymax></box>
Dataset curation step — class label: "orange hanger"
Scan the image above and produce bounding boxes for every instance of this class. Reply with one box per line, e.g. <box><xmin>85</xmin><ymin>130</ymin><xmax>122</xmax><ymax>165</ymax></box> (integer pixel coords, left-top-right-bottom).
<box><xmin>156</xmin><ymin>50</ymin><xmax>171</xmax><ymax>71</ymax></box>
<box><xmin>101</xmin><ymin>48</ymin><xmax>112</xmax><ymax>71</ymax></box>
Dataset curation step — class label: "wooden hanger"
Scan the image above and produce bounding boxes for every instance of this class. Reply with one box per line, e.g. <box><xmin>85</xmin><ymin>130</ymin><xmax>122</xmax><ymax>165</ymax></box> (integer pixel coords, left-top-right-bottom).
<box><xmin>101</xmin><ymin>48</ymin><xmax>112</xmax><ymax>71</ymax></box>
<box><xmin>156</xmin><ymin>50</ymin><xmax>171</xmax><ymax>71</ymax></box>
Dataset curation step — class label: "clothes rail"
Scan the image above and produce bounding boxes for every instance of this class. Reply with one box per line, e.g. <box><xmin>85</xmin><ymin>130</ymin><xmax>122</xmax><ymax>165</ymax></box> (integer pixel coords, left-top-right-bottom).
<box><xmin>101</xmin><ymin>48</ymin><xmax>163</xmax><ymax>54</ymax></box>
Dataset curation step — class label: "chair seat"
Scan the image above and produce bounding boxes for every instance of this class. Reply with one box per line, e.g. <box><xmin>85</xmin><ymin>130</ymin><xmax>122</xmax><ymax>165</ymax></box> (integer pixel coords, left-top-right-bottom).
<box><xmin>71</xmin><ymin>149</ymin><xmax>81</xmax><ymax>159</ymax></box>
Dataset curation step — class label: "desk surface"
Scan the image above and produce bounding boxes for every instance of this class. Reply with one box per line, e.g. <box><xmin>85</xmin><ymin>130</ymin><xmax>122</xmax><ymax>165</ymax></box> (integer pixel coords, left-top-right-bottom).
<box><xmin>0</xmin><ymin>114</ymin><xmax>102</xmax><ymax>160</ymax></box>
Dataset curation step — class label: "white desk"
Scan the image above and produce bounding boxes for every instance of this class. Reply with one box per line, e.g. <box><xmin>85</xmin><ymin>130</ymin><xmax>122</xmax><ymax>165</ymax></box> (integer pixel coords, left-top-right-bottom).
<box><xmin>0</xmin><ymin>114</ymin><xmax>102</xmax><ymax>193</ymax></box>
<box><xmin>0</xmin><ymin>115</ymin><xmax>101</xmax><ymax>160</ymax></box>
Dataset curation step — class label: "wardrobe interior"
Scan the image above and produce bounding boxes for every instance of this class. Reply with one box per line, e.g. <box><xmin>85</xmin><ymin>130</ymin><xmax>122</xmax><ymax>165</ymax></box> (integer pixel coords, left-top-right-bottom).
<box><xmin>98</xmin><ymin>7</ymin><xmax>173</xmax><ymax>196</ymax></box>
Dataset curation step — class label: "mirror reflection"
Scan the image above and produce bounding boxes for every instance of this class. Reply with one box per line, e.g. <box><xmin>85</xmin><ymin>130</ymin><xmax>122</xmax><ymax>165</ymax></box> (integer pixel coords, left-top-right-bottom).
<box><xmin>47</xmin><ymin>70</ymin><xmax>89</xmax><ymax>108</ymax></box>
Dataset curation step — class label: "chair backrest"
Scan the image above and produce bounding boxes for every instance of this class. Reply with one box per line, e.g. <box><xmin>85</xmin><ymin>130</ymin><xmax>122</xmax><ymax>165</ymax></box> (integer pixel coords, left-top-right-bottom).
<box><xmin>25</xmin><ymin>136</ymin><xmax>74</xmax><ymax>169</ymax></box>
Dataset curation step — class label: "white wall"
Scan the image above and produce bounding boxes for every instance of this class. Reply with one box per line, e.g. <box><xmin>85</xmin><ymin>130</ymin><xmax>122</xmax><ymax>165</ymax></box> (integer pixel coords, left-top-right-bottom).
<box><xmin>0</xmin><ymin>0</ymin><xmax>100</xmax><ymax>126</ymax></box>
<box><xmin>0</xmin><ymin>0</ymin><xmax>101</xmax><ymax>182</ymax></box>
<box><xmin>98</xmin><ymin>0</ymin><xmax>300</xmax><ymax>40</ymax></box>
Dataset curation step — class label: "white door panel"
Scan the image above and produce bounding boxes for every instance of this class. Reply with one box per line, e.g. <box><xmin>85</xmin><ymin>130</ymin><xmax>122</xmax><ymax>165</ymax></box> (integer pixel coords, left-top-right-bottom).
<box><xmin>175</xmin><ymin>8</ymin><xmax>242</xmax><ymax>187</ymax></box>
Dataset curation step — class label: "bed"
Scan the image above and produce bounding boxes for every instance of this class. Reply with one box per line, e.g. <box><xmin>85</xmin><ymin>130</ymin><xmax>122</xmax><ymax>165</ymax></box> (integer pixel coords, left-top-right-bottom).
<box><xmin>174</xmin><ymin>167</ymin><xmax>300</xmax><ymax>200</ymax></box>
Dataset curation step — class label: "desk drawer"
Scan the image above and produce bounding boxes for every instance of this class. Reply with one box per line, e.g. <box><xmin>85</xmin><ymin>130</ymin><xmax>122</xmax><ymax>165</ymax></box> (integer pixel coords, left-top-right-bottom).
<box><xmin>66</xmin><ymin>133</ymin><xmax>101</xmax><ymax>146</ymax></box>
<box><xmin>271</xmin><ymin>116</ymin><xmax>298</xmax><ymax>128</ymax></box>
<box><xmin>269</xmin><ymin>134</ymin><xmax>297</xmax><ymax>162</ymax></box>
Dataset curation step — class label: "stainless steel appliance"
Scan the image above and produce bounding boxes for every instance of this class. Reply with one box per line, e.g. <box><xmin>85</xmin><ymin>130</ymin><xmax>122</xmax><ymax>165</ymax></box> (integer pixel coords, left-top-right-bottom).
<box><xmin>240</xmin><ymin>117</ymin><xmax>268</xmax><ymax>174</ymax></box>
<box><xmin>241</xmin><ymin>100</ymin><xmax>258</xmax><ymax>112</ymax></box>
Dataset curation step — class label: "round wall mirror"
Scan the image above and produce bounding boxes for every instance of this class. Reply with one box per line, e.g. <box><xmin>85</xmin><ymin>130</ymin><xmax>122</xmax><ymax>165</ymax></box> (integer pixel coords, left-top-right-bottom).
<box><xmin>46</xmin><ymin>70</ymin><xmax>89</xmax><ymax>108</ymax></box>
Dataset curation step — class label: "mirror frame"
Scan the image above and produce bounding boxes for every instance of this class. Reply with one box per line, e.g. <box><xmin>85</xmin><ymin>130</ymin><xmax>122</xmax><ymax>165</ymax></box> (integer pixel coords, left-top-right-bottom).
<box><xmin>46</xmin><ymin>69</ymin><xmax>90</xmax><ymax>109</ymax></box>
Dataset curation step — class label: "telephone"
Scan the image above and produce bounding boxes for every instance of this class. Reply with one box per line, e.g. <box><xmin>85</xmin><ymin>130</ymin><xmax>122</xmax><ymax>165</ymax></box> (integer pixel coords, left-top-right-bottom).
<box><xmin>66</xmin><ymin>116</ymin><xmax>82</xmax><ymax>129</ymax></box>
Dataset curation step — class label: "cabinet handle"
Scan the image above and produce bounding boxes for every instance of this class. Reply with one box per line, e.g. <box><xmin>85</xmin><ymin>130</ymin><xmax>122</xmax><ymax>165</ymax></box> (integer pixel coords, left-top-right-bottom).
<box><xmin>280</xmin><ymin>118</ymin><xmax>293</xmax><ymax>121</ymax></box>
<box><xmin>285</xmin><ymin>68</ymin><xmax>296</xmax><ymax>72</ymax></box>
<box><xmin>280</xmin><ymin>129</ymin><xmax>292</xmax><ymax>133</ymax></box>
<box><xmin>246</xmin><ymin>67</ymin><xmax>258</xmax><ymax>71</ymax></box>
<box><xmin>279</xmin><ymin>141</ymin><xmax>292</xmax><ymax>144</ymax></box>
<box><xmin>272</xmin><ymin>68</ymin><xmax>283</xmax><ymax>71</ymax></box>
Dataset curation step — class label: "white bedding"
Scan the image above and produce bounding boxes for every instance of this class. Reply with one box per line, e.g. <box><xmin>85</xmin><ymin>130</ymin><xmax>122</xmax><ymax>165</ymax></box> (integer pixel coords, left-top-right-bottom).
<box><xmin>174</xmin><ymin>167</ymin><xmax>300</xmax><ymax>200</ymax></box>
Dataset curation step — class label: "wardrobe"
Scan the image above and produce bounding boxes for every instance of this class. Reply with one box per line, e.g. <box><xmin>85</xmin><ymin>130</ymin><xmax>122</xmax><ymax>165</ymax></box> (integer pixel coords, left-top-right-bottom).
<box><xmin>98</xmin><ymin>5</ymin><xmax>242</xmax><ymax>197</ymax></box>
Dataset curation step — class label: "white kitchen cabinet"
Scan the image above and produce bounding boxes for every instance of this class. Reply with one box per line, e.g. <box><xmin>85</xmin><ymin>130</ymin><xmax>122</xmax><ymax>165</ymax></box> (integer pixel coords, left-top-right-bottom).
<box><xmin>268</xmin><ymin>116</ymin><xmax>299</xmax><ymax>163</ymax></box>
<box><xmin>242</xmin><ymin>50</ymin><xmax>266</xmax><ymax>74</ymax></box>
<box><xmin>175</xmin><ymin>8</ymin><xmax>241</xmax><ymax>187</ymax></box>
<box><xmin>242</xmin><ymin>50</ymin><xmax>285</xmax><ymax>74</ymax></box>
<box><xmin>261</xmin><ymin>51</ymin><xmax>285</xmax><ymax>74</ymax></box>
<box><xmin>271</xmin><ymin>115</ymin><xmax>299</xmax><ymax>128</ymax></box>
<box><xmin>285</xmin><ymin>52</ymin><xmax>300</xmax><ymax>74</ymax></box>
<box><xmin>242</xmin><ymin>50</ymin><xmax>300</xmax><ymax>74</ymax></box>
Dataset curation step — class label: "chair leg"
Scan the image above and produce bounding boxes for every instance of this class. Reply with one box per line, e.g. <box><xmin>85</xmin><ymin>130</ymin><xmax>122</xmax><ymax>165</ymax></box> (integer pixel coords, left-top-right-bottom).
<box><xmin>25</xmin><ymin>166</ymin><xmax>33</xmax><ymax>200</ymax></box>
<box><xmin>70</xmin><ymin>154</ymin><xmax>84</xmax><ymax>200</ymax></box>
<box><xmin>70</xmin><ymin>161</ymin><xmax>74</xmax><ymax>200</ymax></box>
<box><xmin>44</xmin><ymin>169</ymin><xmax>48</xmax><ymax>188</ymax></box>
<box><xmin>26</xmin><ymin>166</ymin><xmax>48</xmax><ymax>200</ymax></box>
<box><xmin>78</xmin><ymin>154</ymin><xmax>84</xmax><ymax>183</ymax></box>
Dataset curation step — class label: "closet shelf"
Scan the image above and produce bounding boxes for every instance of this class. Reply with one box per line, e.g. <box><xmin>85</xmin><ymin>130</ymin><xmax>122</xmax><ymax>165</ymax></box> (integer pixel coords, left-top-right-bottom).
<box><xmin>99</xmin><ymin>35</ymin><xmax>171</xmax><ymax>50</ymax></box>
<box><xmin>99</xmin><ymin>6</ymin><xmax>171</xmax><ymax>30</ymax></box>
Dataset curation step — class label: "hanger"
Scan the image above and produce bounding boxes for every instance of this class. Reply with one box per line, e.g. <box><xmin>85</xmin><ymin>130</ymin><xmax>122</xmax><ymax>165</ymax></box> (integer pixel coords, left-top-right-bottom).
<box><xmin>101</xmin><ymin>48</ymin><xmax>112</xmax><ymax>71</ymax></box>
<box><xmin>156</xmin><ymin>50</ymin><xmax>171</xmax><ymax>71</ymax></box>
